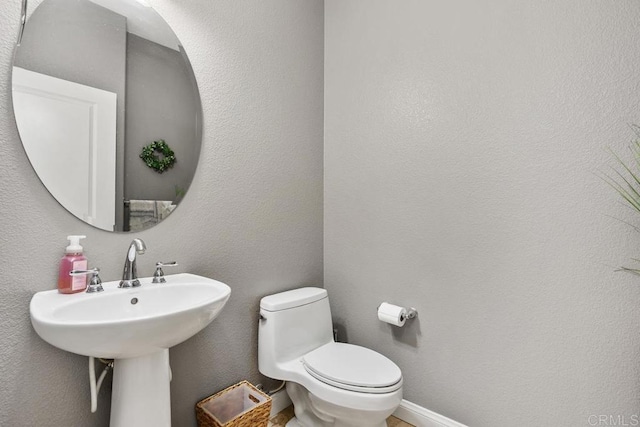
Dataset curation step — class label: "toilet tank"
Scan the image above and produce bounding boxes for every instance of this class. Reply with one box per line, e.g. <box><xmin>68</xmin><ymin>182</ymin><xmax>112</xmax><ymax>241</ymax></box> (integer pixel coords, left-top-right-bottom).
<box><xmin>258</xmin><ymin>288</ymin><xmax>333</xmax><ymax>379</ymax></box>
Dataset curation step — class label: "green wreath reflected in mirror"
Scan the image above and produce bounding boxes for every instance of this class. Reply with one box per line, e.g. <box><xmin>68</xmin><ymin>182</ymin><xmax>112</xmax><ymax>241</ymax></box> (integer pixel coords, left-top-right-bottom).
<box><xmin>140</xmin><ymin>140</ymin><xmax>176</xmax><ymax>174</ymax></box>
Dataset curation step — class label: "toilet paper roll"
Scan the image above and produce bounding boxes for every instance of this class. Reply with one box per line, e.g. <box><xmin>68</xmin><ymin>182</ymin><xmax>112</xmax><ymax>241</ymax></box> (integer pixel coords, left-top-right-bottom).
<box><xmin>377</xmin><ymin>302</ymin><xmax>407</xmax><ymax>327</ymax></box>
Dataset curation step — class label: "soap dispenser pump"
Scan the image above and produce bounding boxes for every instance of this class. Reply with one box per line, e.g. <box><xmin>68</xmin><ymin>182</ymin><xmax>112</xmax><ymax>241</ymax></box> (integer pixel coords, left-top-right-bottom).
<box><xmin>58</xmin><ymin>235</ymin><xmax>88</xmax><ymax>294</ymax></box>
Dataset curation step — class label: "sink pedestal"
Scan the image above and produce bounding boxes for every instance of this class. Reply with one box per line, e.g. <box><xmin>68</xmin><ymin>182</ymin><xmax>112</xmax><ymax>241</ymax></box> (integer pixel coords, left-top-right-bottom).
<box><xmin>110</xmin><ymin>349</ymin><xmax>171</xmax><ymax>427</ymax></box>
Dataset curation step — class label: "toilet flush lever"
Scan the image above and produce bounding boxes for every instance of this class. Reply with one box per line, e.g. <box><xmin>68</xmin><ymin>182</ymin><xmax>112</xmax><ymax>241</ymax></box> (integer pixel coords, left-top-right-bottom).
<box><xmin>152</xmin><ymin>261</ymin><xmax>178</xmax><ymax>283</ymax></box>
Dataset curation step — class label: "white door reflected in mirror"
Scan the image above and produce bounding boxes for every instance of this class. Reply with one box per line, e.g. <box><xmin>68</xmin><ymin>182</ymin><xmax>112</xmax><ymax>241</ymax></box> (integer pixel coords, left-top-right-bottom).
<box><xmin>13</xmin><ymin>67</ymin><xmax>117</xmax><ymax>230</ymax></box>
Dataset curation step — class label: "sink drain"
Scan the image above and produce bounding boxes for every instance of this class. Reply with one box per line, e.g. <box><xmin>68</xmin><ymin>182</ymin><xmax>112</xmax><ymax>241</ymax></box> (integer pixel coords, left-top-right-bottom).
<box><xmin>131</xmin><ymin>298</ymin><xmax>138</xmax><ymax>305</ymax></box>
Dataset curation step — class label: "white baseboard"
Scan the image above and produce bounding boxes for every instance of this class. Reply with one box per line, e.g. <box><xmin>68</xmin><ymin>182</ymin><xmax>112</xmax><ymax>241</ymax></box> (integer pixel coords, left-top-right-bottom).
<box><xmin>270</xmin><ymin>388</ymin><xmax>292</xmax><ymax>417</ymax></box>
<box><xmin>393</xmin><ymin>399</ymin><xmax>467</xmax><ymax>427</ymax></box>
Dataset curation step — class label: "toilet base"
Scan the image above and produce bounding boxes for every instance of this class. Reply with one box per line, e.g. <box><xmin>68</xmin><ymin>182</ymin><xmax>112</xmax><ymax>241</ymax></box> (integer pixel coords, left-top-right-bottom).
<box><xmin>286</xmin><ymin>415</ymin><xmax>386</xmax><ymax>427</ymax></box>
<box><xmin>286</xmin><ymin>382</ymin><xmax>390</xmax><ymax>427</ymax></box>
<box><xmin>285</xmin><ymin>418</ymin><xmax>303</xmax><ymax>427</ymax></box>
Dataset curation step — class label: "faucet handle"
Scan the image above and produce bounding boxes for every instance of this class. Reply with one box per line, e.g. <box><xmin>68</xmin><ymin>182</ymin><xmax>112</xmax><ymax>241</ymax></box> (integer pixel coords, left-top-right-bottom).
<box><xmin>70</xmin><ymin>268</ymin><xmax>103</xmax><ymax>293</ymax></box>
<box><xmin>152</xmin><ymin>262</ymin><xmax>178</xmax><ymax>283</ymax></box>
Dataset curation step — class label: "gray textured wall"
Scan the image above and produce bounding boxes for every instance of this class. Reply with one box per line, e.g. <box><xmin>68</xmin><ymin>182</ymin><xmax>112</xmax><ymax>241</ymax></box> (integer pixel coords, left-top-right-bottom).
<box><xmin>325</xmin><ymin>1</ymin><xmax>640</xmax><ymax>426</ymax></box>
<box><xmin>125</xmin><ymin>33</ymin><xmax>201</xmax><ymax>205</ymax></box>
<box><xmin>0</xmin><ymin>0</ymin><xmax>324</xmax><ymax>426</ymax></box>
<box><xmin>14</xmin><ymin>0</ymin><xmax>128</xmax><ymax>230</ymax></box>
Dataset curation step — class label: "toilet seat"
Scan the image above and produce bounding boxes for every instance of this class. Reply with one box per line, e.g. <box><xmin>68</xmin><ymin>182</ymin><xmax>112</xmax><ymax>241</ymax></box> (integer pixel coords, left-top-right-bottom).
<box><xmin>302</xmin><ymin>343</ymin><xmax>402</xmax><ymax>394</ymax></box>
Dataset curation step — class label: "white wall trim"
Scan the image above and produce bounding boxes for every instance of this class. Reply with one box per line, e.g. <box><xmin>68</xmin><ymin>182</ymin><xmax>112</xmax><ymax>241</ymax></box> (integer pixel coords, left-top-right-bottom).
<box><xmin>393</xmin><ymin>399</ymin><xmax>468</xmax><ymax>427</ymax></box>
<box><xmin>269</xmin><ymin>388</ymin><xmax>292</xmax><ymax>418</ymax></box>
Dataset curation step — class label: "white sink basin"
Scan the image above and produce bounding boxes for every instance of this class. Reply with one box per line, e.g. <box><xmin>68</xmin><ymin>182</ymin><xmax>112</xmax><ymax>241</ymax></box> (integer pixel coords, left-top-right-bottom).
<box><xmin>30</xmin><ymin>273</ymin><xmax>231</xmax><ymax>359</ymax></box>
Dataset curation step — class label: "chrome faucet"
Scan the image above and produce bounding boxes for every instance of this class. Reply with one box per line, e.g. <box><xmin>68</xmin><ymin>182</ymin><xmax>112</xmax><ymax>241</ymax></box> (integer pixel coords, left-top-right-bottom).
<box><xmin>119</xmin><ymin>238</ymin><xmax>146</xmax><ymax>288</ymax></box>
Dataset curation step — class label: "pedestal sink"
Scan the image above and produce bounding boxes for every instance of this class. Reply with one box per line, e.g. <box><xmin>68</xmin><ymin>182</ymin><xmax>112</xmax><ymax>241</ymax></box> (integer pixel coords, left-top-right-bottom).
<box><xmin>30</xmin><ymin>273</ymin><xmax>231</xmax><ymax>427</ymax></box>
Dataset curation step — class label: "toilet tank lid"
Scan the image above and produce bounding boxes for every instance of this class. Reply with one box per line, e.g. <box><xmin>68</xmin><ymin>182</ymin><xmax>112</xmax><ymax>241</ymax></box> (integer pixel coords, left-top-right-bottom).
<box><xmin>260</xmin><ymin>287</ymin><xmax>327</xmax><ymax>311</ymax></box>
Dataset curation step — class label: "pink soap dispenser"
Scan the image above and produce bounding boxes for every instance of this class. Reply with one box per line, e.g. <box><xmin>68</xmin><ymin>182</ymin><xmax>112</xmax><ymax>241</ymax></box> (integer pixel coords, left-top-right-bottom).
<box><xmin>58</xmin><ymin>235</ymin><xmax>88</xmax><ymax>294</ymax></box>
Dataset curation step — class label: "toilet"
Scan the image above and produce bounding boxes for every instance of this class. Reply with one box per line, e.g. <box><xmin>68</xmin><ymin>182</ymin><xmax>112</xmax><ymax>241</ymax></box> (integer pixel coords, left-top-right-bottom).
<box><xmin>258</xmin><ymin>287</ymin><xmax>403</xmax><ymax>427</ymax></box>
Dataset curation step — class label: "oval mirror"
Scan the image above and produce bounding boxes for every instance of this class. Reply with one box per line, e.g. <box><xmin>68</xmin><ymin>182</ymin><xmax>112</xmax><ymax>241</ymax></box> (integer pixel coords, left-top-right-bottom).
<box><xmin>12</xmin><ymin>0</ymin><xmax>202</xmax><ymax>232</ymax></box>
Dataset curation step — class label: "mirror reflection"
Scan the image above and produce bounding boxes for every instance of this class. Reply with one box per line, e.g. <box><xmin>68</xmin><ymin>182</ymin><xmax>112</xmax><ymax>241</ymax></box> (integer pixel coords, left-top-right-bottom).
<box><xmin>12</xmin><ymin>0</ymin><xmax>202</xmax><ymax>232</ymax></box>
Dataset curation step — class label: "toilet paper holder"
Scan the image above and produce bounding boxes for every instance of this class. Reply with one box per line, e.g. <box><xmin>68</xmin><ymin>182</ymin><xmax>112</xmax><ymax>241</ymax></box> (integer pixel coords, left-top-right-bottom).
<box><xmin>376</xmin><ymin>304</ymin><xmax>418</xmax><ymax>322</ymax></box>
<box><xmin>404</xmin><ymin>307</ymin><xmax>418</xmax><ymax>321</ymax></box>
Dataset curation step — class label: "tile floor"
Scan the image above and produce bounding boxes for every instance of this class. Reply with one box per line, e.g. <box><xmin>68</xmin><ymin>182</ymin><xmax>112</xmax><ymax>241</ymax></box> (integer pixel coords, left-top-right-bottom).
<box><xmin>268</xmin><ymin>405</ymin><xmax>414</xmax><ymax>427</ymax></box>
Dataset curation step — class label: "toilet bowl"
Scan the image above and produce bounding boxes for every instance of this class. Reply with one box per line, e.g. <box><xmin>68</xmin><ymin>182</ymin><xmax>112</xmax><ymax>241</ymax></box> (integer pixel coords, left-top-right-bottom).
<box><xmin>258</xmin><ymin>288</ymin><xmax>403</xmax><ymax>427</ymax></box>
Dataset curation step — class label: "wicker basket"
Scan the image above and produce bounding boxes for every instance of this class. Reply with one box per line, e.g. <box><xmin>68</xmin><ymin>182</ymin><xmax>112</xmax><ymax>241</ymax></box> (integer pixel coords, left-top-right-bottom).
<box><xmin>195</xmin><ymin>381</ymin><xmax>272</xmax><ymax>427</ymax></box>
